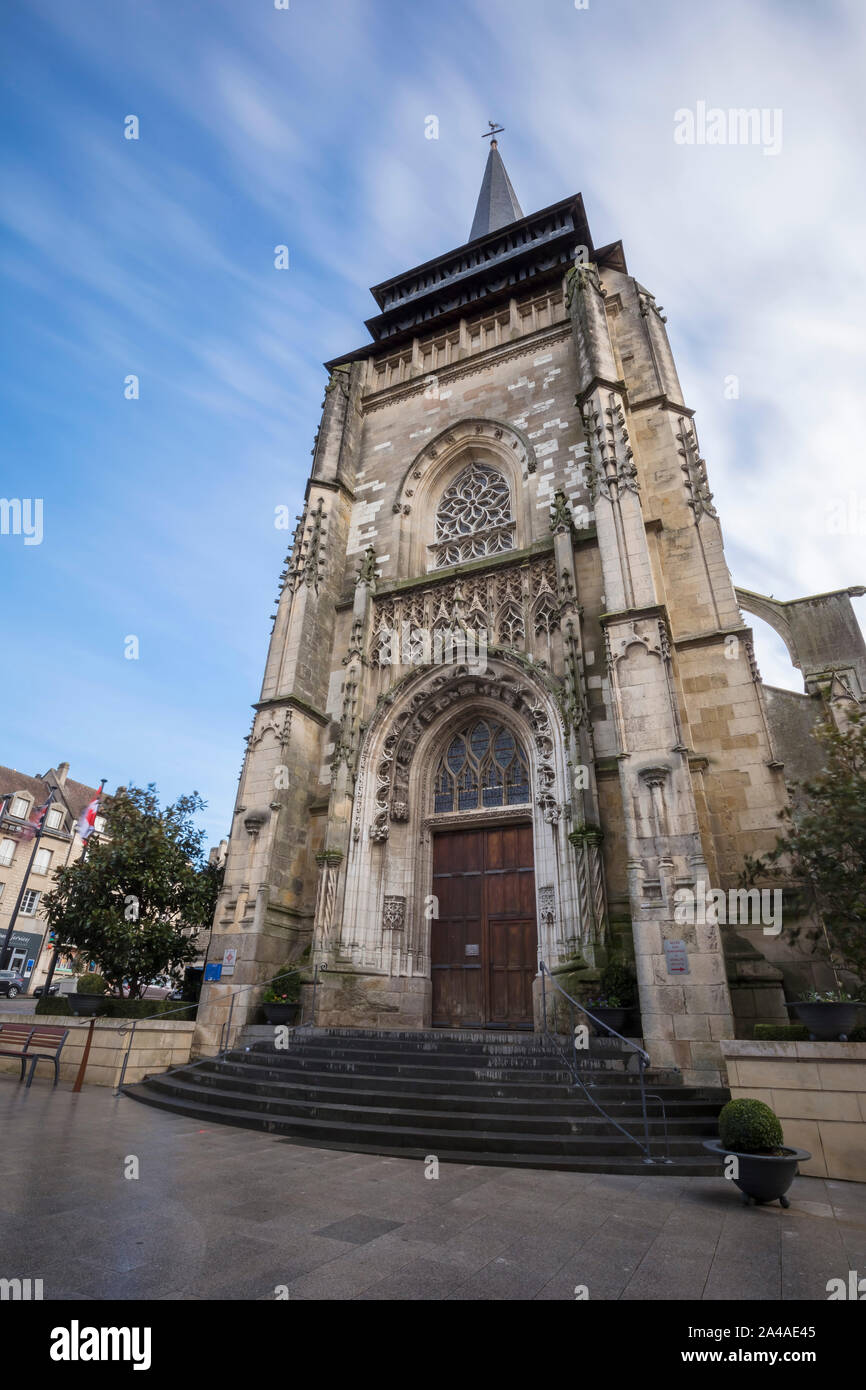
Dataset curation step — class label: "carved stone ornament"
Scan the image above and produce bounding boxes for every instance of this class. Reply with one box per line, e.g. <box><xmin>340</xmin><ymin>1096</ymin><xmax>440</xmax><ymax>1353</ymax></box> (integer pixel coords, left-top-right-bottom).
<box><xmin>383</xmin><ymin>896</ymin><xmax>406</xmax><ymax>931</ymax></box>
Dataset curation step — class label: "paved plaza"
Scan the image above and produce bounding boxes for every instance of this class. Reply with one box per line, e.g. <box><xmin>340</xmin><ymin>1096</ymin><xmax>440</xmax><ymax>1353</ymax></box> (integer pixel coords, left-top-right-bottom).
<box><xmin>3</xmin><ymin>1077</ymin><xmax>864</xmax><ymax>1301</ymax></box>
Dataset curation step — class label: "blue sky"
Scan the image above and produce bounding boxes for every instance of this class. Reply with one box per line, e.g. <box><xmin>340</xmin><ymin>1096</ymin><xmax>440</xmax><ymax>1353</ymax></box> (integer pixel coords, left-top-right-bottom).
<box><xmin>2</xmin><ymin>0</ymin><xmax>865</xmax><ymax>847</ymax></box>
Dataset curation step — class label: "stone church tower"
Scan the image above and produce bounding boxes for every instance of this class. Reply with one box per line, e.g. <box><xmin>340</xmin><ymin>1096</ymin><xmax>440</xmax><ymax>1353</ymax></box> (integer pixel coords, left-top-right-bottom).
<box><xmin>194</xmin><ymin>140</ymin><xmax>866</xmax><ymax>1086</ymax></box>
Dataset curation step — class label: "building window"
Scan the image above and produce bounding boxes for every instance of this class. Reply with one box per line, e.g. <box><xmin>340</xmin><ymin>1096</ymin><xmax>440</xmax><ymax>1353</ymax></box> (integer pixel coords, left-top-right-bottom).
<box><xmin>46</xmin><ymin>807</ymin><xmax>64</xmax><ymax>830</ymax></box>
<box><xmin>33</xmin><ymin>848</ymin><xmax>53</xmax><ymax>876</ymax></box>
<box><xmin>432</xmin><ymin>462</ymin><xmax>514</xmax><ymax>568</ymax></box>
<box><xmin>433</xmin><ymin>719</ymin><xmax>531</xmax><ymax>814</ymax></box>
<box><xmin>9</xmin><ymin>796</ymin><xmax>29</xmax><ymax>819</ymax></box>
<box><xmin>0</xmin><ymin>839</ymin><xmax>15</xmax><ymax>867</ymax></box>
<box><xmin>94</xmin><ymin>815</ymin><xmax>106</xmax><ymax>834</ymax></box>
<box><xmin>20</xmin><ymin>889</ymin><xmax>41</xmax><ymax>916</ymax></box>
<box><xmin>0</xmin><ymin>883</ymin><xmax>4</xmax><ymax>902</ymax></box>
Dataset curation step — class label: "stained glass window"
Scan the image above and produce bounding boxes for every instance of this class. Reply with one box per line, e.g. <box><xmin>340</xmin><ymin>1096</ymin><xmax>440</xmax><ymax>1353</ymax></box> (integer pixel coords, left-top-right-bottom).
<box><xmin>433</xmin><ymin>719</ymin><xmax>531</xmax><ymax>814</ymax></box>
<box><xmin>432</xmin><ymin>462</ymin><xmax>514</xmax><ymax>567</ymax></box>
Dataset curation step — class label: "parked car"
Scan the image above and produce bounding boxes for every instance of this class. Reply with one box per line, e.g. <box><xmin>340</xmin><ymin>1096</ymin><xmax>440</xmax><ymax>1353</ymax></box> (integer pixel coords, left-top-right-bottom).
<box><xmin>32</xmin><ymin>983</ymin><xmax>60</xmax><ymax>997</ymax></box>
<box><xmin>0</xmin><ymin>970</ymin><xmax>28</xmax><ymax>998</ymax></box>
<box><xmin>141</xmin><ymin>977</ymin><xmax>175</xmax><ymax>1000</ymax></box>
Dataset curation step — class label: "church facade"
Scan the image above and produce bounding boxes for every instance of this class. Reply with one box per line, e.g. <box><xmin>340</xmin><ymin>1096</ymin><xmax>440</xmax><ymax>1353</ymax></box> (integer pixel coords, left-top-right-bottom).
<box><xmin>194</xmin><ymin>142</ymin><xmax>866</xmax><ymax>1087</ymax></box>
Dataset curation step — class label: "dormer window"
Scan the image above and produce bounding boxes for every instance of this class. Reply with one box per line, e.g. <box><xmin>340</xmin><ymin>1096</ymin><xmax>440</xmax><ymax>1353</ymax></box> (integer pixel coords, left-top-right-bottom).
<box><xmin>9</xmin><ymin>796</ymin><xmax>29</xmax><ymax>819</ymax></box>
<box><xmin>432</xmin><ymin>462</ymin><xmax>515</xmax><ymax>569</ymax></box>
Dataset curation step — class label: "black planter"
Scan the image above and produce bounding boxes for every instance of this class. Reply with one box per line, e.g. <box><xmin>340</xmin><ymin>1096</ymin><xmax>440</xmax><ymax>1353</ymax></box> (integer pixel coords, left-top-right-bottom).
<box><xmin>262</xmin><ymin>1001</ymin><xmax>300</xmax><ymax>1025</ymax></box>
<box><xmin>703</xmin><ymin>1139</ymin><xmax>812</xmax><ymax>1207</ymax></box>
<box><xmin>786</xmin><ymin>1000</ymin><xmax>864</xmax><ymax>1041</ymax></box>
<box><xmin>66</xmin><ymin>993</ymin><xmax>109</xmax><ymax>1017</ymax></box>
<box><xmin>589</xmin><ymin>1006</ymin><xmax>630</xmax><ymax>1035</ymax></box>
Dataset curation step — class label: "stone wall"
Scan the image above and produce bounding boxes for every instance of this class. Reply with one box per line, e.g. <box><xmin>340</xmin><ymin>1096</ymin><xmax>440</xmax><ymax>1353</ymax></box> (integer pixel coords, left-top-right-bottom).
<box><xmin>721</xmin><ymin>1039</ymin><xmax>866</xmax><ymax>1182</ymax></box>
<box><xmin>0</xmin><ymin>1013</ymin><xmax>195</xmax><ymax>1088</ymax></box>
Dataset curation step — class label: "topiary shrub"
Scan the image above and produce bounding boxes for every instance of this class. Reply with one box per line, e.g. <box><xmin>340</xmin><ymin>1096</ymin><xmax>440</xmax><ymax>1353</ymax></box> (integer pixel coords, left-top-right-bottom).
<box><xmin>718</xmin><ymin>1098</ymin><xmax>784</xmax><ymax>1154</ymax></box>
<box><xmin>76</xmin><ymin>973</ymin><xmax>106</xmax><ymax>995</ymax></box>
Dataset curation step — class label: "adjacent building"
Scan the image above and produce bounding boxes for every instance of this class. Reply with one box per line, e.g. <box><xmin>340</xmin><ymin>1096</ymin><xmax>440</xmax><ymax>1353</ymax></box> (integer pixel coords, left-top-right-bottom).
<box><xmin>0</xmin><ymin>762</ymin><xmax>102</xmax><ymax>991</ymax></box>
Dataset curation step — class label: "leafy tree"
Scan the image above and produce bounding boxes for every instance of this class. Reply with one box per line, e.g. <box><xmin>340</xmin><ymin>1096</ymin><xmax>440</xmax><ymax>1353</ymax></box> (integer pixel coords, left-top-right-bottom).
<box><xmin>744</xmin><ymin>709</ymin><xmax>866</xmax><ymax>988</ymax></box>
<box><xmin>42</xmin><ymin>785</ymin><xmax>222</xmax><ymax>998</ymax></box>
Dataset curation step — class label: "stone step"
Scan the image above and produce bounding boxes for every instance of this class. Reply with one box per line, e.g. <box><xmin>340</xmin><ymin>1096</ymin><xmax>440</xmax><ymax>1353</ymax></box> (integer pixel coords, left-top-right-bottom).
<box><xmin>193</xmin><ymin>1059</ymin><xmax>725</xmax><ymax>1115</ymax></box>
<box><xmin>153</xmin><ymin>1071</ymin><xmax>718</xmax><ymax>1137</ymax></box>
<box><xmin>125</xmin><ymin>1083</ymin><xmax>722</xmax><ymax>1175</ymax></box>
<box><xmin>250</xmin><ymin>1045</ymin><xmax>640</xmax><ymax>1073</ymax></box>
<box><xmin>215</xmin><ymin>1050</ymin><xmax>718</xmax><ymax>1099</ymax></box>
<box><xmin>223</xmin><ymin>1050</ymin><xmax>634</xmax><ymax>1084</ymax></box>
<box><xmin>273</xmin><ymin>1027</ymin><xmax>636</xmax><ymax>1055</ymax></box>
<box><xmin>125</xmin><ymin>1026</ymin><xmax>728</xmax><ymax>1176</ymax></box>
<box><xmin>124</xmin><ymin>1077</ymin><xmax>715</xmax><ymax>1160</ymax></box>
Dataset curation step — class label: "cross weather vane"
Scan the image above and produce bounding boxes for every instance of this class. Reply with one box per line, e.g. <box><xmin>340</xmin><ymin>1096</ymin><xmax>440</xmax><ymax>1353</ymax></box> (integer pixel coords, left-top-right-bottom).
<box><xmin>482</xmin><ymin>121</ymin><xmax>505</xmax><ymax>140</ymax></box>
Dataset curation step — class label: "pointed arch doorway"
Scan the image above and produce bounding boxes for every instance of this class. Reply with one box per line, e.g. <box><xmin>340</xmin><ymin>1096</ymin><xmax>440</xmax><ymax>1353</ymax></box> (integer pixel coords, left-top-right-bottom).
<box><xmin>430</xmin><ymin>719</ymin><xmax>537</xmax><ymax>1029</ymax></box>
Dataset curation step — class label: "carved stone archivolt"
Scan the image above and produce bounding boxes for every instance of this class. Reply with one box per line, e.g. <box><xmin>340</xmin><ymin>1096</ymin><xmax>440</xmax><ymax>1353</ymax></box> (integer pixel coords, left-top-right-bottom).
<box><xmin>394</xmin><ymin>418</ymin><xmax>538</xmax><ymax>519</ymax></box>
<box><xmin>363</xmin><ymin>660</ymin><xmax>564</xmax><ymax>842</ymax></box>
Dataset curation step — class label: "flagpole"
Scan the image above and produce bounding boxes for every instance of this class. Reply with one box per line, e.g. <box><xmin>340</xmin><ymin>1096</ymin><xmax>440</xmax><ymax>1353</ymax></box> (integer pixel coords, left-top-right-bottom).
<box><xmin>0</xmin><ymin>788</ymin><xmax>58</xmax><ymax>971</ymax></box>
<box><xmin>40</xmin><ymin>779</ymin><xmax>107</xmax><ymax>996</ymax></box>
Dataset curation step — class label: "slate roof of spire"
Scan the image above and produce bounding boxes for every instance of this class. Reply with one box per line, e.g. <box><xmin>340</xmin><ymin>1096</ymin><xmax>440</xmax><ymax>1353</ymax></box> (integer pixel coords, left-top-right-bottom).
<box><xmin>468</xmin><ymin>140</ymin><xmax>524</xmax><ymax>242</ymax></box>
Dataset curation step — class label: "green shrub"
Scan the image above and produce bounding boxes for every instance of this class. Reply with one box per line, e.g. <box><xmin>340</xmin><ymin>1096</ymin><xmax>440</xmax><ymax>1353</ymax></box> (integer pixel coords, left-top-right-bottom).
<box><xmin>753</xmin><ymin>1022</ymin><xmax>866</xmax><ymax>1042</ymax></box>
<box><xmin>753</xmin><ymin>1024</ymin><xmax>808</xmax><ymax>1041</ymax></box>
<box><xmin>263</xmin><ymin>964</ymin><xmax>303</xmax><ymax>1005</ymax></box>
<box><xmin>76</xmin><ymin>973</ymin><xmax>106</xmax><ymax>995</ymax></box>
<box><xmin>598</xmin><ymin>961</ymin><xmax>637</xmax><ymax>1009</ymax></box>
<box><xmin>35</xmin><ymin>995</ymin><xmax>195</xmax><ymax>1021</ymax></box>
<box><xmin>35</xmin><ymin>996</ymin><xmax>71</xmax><ymax>1016</ymax></box>
<box><xmin>718</xmin><ymin>1098</ymin><xmax>784</xmax><ymax>1154</ymax></box>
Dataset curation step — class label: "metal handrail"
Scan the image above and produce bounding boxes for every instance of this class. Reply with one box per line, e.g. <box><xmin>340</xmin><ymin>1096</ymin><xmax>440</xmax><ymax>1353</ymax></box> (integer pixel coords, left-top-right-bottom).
<box><xmin>114</xmin><ymin>963</ymin><xmax>318</xmax><ymax>1094</ymax></box>
<box><xmin>539</xmin><ymin>961</ymin><xmax>671</xmax><ymax>1164</ymax></box>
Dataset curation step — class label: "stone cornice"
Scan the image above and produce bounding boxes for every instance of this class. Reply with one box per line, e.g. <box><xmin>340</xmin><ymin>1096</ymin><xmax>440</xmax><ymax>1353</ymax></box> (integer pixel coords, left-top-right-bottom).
<box><xmin>305</xmin><ymin>476</ymin><xmax>355</xmax><ymax>504</ymax></box>
<box><xmin>361</xmin><ymin>323</ymin><xmax>573</xmax><ymax>415</ymax></box>
<box><xmin>574</xmin><ymin>376</ymin><xmax>628</xmax><ymax>409</ymax></box>
<box><xmin>599</xmin><ymin>602</ymin><xmax>667</xmax><ymax>628</ymax></box>
<box><xmin>253</xmin><ymin>694</ymin><xmax>330</xmax><ymax>727</ymax></box>
<box><xmin>673</xmin><ymin>624</ymin><xmax>748</xmax><ymax>652</ymax></box>
<box><xmin>627</xmin><ymin>394</ymin><xmax>694</xmax><ymax>417</ymax></box>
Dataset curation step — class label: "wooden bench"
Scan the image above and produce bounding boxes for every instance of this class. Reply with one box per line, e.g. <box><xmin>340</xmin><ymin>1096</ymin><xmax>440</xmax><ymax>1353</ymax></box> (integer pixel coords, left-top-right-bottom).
<box><xmin>0</xmin><ymin>1023</ymin><xmax>69</xmax><ymax>1087</ymax></box>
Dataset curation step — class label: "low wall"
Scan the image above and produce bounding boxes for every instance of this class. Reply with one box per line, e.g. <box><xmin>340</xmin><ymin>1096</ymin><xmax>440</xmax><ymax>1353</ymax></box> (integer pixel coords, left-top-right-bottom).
<box><xmin>0</xmin><ymin>1012</ymin><xmax>195</xmax><ymax>1088</ymax></box>
<box><xmin>721</xmin><ymin>1040</ymin><xmax>866</xmax><ymax>1183</ymax></box>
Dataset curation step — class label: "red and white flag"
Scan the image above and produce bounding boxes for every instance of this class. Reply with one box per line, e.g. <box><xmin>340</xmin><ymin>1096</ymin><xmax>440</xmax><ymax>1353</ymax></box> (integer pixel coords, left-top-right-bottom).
<box><xmin>78</xmin><ymin>794</ymin><xmax>100</xmax><ymax>842</ymax></box>
<box><xmin>20</xmin><ymin>794</ymin><xmax>53</xmax><ymax>841</ymax></box>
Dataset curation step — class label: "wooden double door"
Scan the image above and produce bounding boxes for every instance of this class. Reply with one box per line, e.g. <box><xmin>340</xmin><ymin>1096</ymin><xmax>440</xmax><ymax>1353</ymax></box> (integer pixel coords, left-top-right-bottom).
<box><xmin>431</xmin><ymin>823</ymin><xmax>537</xmax><ymax>1029</ymax></box>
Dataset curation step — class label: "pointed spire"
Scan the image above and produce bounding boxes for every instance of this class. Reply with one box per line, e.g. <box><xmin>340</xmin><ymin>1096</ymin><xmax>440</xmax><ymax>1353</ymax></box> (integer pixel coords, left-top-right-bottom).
<box><xmin>468</xmin><ymin>134</ymin><xmax>524</xmax><ymax>242</ymax></box>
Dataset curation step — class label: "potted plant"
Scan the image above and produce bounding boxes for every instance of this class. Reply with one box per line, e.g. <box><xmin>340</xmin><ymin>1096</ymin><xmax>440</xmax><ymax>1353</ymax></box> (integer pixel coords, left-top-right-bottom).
<box><xmin>67</xmin><ymin>972</ymin><xmax>109</xmax><ymax>1017</ymax></box>
<box><xmin>785</xmin><ymin>989</ymin><xmax>864</xmax><ymax>1040</ymax></box>
<box><xmin>584</xmin><ymin>994</ymin><xmax>630</xmax><ymax>1035</ymax></box>
<box><xmin>703</xmin><ymin>1098</ymin><xmax>811</xmax><ymax>1207</ymax></box>
<box><xmin>261</xmin><ymin>965</ymin><xmax>302</xmax><ymax>1025</ymax></box>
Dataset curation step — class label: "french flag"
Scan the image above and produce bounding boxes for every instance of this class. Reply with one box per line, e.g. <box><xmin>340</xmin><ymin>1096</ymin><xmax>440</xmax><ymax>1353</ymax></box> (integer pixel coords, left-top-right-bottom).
<box><xmin>78</xmin><ymin>794</ymin><xmax>100</xmax><ymax>842</ymax></box>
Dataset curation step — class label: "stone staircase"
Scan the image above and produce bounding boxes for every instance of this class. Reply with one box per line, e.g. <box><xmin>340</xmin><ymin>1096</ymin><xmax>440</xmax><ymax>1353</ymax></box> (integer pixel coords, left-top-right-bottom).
<box><xmin>122</xmin><ymin>1027</ymin><xmax>728</xmax><ymax>1176</ymax></box>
